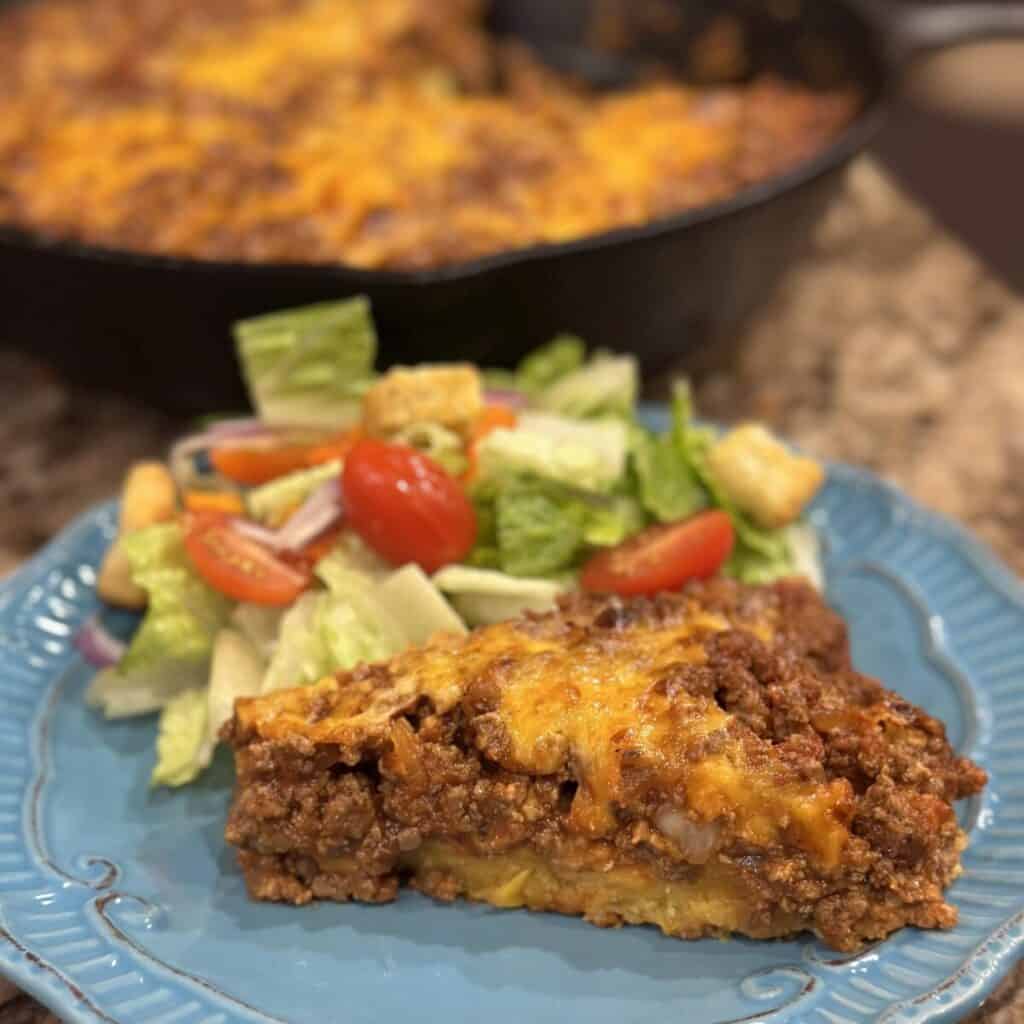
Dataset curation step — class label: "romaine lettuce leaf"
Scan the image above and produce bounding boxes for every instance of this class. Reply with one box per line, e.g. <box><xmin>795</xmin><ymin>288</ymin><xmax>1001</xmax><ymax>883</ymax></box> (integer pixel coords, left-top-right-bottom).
<box><xmin>262</xmin><ymin>591</ymin><xmax>399</xmax><ymax>693</ymax></box>
<box><xmin>579</xmin><ymin>493</ymin><xmax>647</xmax><ymax>547</ymax></box>
<box><xmin>234</xmin><ymin>296</ymin><xmax>377</xmax><ymax>428</ymax></box>
<box><xmin>490</xmin><ymin>337</ymin><xmax>635</xmax><ymax>418</ymax></box>
<box><xmin>631</xmin><ymin>426</ymin><xmax>707</xmax><ymax>524</ymax></box>
<box><xmin>476</xmin><ymin>413</ymin><xmax>628</xmax><ymax>494</ymax></box>
<box><xmin>230</xmin><ymin>603</ymin><xmax>284</xmax><ymax>661</ymax></box>
<box><xmin>515</xmin><ymin>335</ymin><xmax>585</xmax><ymax>394</ymax></box>
<box><xmin>724</xmin><ymin>535</ymin><xmax>795</xmax><ymax>584</ymax></box>
<box><xmin>262</xmin><ymin>544</ymin><xmax>405</xmax><ymax>693</ymax></box>
<box><xmin>666</xmin><ymin>381</ymin><xmax>800</xmax><ymax>583</ymax></box>
<box><xmin>495</xmin><ymin>484</ymin><xmax>584</xmax><ymax>578</ymax></box>
<box><xmin>86</xmin><ymin>659</ymin><xmax>207</xmax><ymax>719</ymax></box>
<box><xmin>262</xmin><ymin>555</ymin><xmax>464</xmax><ymax>693</ymax></box>
<box><xmin>465</xmin><ymin>493</ymin><xmax>501</xmax><ymax>569</ymax></box>
<box><xmin>151</xmin><ymin>688</ymin><xmax>209</xmax><ymax>788</ymax></box>
<box><xmin>476</xmin><ymin>477</ymin><xmax>643</xmax><ymax>578</ymax></box>
<box><xmin>538</xmin><ymin>353</ymin><xmax>638</xmax><ymax>420</ymax></box>
<box><xmin>116</xmin><ymin>523</ymin><xmax>231</xmax><ymax>676</ymax></box>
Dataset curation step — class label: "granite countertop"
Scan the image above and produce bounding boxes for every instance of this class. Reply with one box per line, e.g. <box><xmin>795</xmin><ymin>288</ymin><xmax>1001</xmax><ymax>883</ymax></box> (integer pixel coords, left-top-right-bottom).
<box><xmin>0</xmin><ymin>158</ymin><xmax>1021</xmax><ymax>1022</ymax></box>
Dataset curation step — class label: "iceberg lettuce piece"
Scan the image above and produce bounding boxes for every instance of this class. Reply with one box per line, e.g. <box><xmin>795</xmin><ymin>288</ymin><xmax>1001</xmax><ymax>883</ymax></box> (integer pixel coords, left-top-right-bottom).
<box><xmin>262</xmin><ymin>556</ymin><xmax>409</xmax><ymax>694</ymax></box>
<box><xmin>373</xmin><ymin>564</ymin><xmax>467</xmax><ymax>645</ymax></box>
<box><xmin>515</xmin><ymin>334</ymin><xmax>585</xmax><ymax>394</ymax></box>
<box><xmin>86</xmin><ymin>659</ymin><xmax>207</xmax><ymax>719</ymax></box>
<box><xmin>433</xmin><ymin>566</ymin><xmax>568</xmax><ymax>626</ymax></box>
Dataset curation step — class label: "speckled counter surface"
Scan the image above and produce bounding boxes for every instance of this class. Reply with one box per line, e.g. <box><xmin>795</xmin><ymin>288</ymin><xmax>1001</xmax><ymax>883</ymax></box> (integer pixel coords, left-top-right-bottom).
<box><xmin>0</xmin><ymin>158</ymin><xmax>1021</xmax><ymax>1022</ymax></box>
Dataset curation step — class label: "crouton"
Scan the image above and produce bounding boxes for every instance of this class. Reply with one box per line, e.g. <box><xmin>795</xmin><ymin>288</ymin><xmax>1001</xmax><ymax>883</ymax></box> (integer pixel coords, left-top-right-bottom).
<box><xmin>119</xmin><ymin>461</ymin><xmax>177</xmax><ymax>532</ymax></box>
<box><xmin>362</xmin><ymin>365</ymin><xmax>482</xmax><ymax>438</ymax></box>
<box><xmin>98</xmin><ymin>461</ymin><xmax>177</xmax><ymax>608</ymax></box>
<box><xmin>708</xmin><ymin>424</ymin><xmax>824</xmax><ymax>529</ymax></box>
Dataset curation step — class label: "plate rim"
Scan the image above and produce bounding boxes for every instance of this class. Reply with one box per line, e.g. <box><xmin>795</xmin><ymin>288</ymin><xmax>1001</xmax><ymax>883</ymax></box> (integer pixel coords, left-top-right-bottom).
<box><xmin>0</xmin><ymin>457</ymin><xmax>1022</xmax><ymax>1024</ymax></box>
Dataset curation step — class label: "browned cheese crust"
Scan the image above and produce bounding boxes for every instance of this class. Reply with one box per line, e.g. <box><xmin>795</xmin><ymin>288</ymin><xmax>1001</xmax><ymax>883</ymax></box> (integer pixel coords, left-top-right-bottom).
<box><xmin>223</xmin><ymin>579</ymin><xmax>986</xmax><ymax>951</ymax></box>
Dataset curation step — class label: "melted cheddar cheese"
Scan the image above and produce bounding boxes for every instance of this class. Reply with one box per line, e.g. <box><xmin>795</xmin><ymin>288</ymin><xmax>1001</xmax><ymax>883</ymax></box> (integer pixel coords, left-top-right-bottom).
<box><xmin>237</xmin><ymin>593</ymin><xmax>853</xmax><ymax>872</ymax></box>
<box><xmin>0</xmin><ymin>0</ymin><xmax>858</xmax><ymax>268</ymax></box>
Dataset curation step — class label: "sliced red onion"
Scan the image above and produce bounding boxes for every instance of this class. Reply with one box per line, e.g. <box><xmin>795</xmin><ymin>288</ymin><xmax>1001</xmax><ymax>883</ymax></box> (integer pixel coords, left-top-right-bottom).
<box><xmin>227</xmin><ymin>479</ymin><xmax>343</xmax><ymax>554</ymax></box>
<box><xmin>231</xmin><ymin>518</ymin><xmax>288</xmax><ymax>550</ymax></box>
<box><xmin>484</xmin><ymin>388</ymin><xmax>530</xmax><ymax>411</ymax></box>
<box><xmin>169</xmin><ymin>426</ymin><xmax>318</xmax><ymax>489</ymax></box>
<box><xmin>170</xmin><ymin>423</ymin><xmax>332</xmax><ymax>473</ymax></box>
<box><xmin>170</xmin><ymin>430</ymin><xmax>292</xmax><ymax>470</ymax></box>
<box><xmin>275</xmin><ymin>478</ymin><xmax>343</xmax><ymax>551</ymax></box>
<box><xmin>75</xmin><ymin>616</ymin><xmax>127</xmax><ymax>669</ymax></box>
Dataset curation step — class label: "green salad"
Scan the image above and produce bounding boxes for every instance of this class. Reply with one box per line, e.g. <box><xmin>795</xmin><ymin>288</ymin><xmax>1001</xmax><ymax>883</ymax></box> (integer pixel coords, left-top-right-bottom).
<box><xmin>80</xmin><ymin>297</ymin><xmax>825</xmax><ymax>787</ymax></box>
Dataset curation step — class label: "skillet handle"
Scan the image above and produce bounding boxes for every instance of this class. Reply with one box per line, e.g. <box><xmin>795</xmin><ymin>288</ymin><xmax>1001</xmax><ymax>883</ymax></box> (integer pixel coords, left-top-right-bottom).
<box><xmin>868</xmin><ymin>2</ymin><xmax>1024</xmax><ymax>63</ymax></box>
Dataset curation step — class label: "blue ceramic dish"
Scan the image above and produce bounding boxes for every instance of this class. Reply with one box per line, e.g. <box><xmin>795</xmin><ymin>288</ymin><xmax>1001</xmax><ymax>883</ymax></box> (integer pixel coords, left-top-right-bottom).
<box><xmin>0</xmin><ymin>410</ymin><xmax>1022</xmax><ymax>1024</ymax></box>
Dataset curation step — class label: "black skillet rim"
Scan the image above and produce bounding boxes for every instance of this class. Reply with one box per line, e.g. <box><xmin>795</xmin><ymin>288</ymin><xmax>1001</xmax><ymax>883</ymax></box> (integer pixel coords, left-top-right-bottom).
<box><xmin>0</xmin><ymin>9</ymin><xmax>891</xmax><ymax>287</ymax></box>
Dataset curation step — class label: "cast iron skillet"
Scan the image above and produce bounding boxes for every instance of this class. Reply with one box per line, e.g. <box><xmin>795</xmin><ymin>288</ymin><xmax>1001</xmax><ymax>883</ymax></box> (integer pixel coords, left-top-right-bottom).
<box><xmin>2</xmin><ymin>0</ymin><xmax>1024</xmax><ymax>413</ymax></box>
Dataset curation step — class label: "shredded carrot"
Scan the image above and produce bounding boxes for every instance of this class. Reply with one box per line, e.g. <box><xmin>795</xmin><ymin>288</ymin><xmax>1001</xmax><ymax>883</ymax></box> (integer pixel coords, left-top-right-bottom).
<box><xmin>462</xmin><ymin>404</ymin><xmax>519</xmax><ymax>484</ymax></box>
<box><xmin>184</xmin><ymin>491</ymin><xmax>246</xmax><ymax>515</ymax></box>
<box><xmin>470</xmin><ymin>405</ymin><xmax>519</xmax><ymax>443</ymax></box>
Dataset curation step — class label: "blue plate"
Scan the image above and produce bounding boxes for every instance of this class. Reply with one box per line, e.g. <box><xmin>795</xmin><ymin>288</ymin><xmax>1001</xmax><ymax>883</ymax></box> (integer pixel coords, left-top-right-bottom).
<box><xmin>1</xmin><ymin>411</ymin><xmax>1022</xmax><ymax>1024</ymax></box>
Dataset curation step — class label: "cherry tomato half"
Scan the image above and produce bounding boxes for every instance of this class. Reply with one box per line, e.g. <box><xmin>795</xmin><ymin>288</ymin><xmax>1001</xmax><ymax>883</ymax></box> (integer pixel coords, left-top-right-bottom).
<box><xmin>342</xmin><ymin>439</ymin><xmax>477</xmax><ymax>573</ymax></box>
<box><xmin>304</xmin><ymin>428</ymin><xmax>364</xmax><ymax>468</ymax></box>
<box><xmin>210</xmin><ymin>428</ymin><xmax>362</xmax><ymax>486</ymax></box>
<box><xmin>581</xmin><ymin>510</ymin><xmax>735</xmax><ymax>597</ymax></box>
<box><xmin>183</xmin><ymin>512</ymin><xmax>312</xmax><ymax>606</ymax></box>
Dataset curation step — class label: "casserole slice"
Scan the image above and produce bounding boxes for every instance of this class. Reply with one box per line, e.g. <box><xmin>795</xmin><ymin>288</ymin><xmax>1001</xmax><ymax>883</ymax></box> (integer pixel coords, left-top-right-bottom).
<box><xmin>223</xmin><ymin>579</ymin><xmax>985</xmax><ymax>951</ymax></box>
